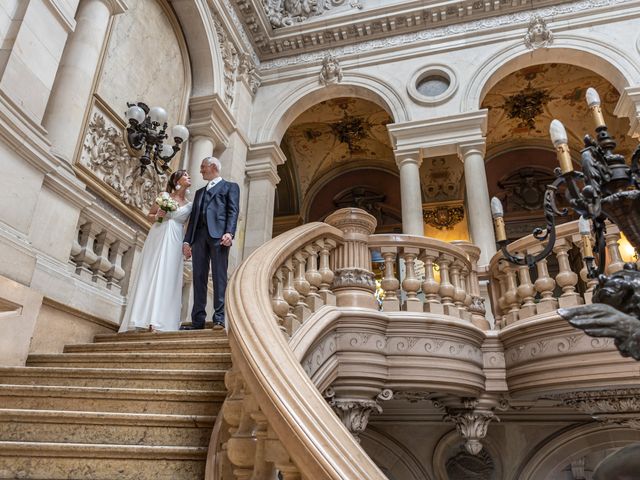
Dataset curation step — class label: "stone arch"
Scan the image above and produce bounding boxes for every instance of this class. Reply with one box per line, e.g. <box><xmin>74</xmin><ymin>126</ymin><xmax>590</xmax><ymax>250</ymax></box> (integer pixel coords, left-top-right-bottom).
<box><xmin>360</xmin><ymin>426</ymin><xmax>432</xmax><ymax>480</ymax></box>
<box><xmin>255</xmin><ymin>73</ymin><xmax>409</xmax><ymax>144</ymax></box>
<box><xmin>514</xmin><ymin>423</ymin><xmax>640</xmax><ymax>480</ymax></box>
<box><xmin>463</xmin><ymin>34</ymin><xmax>640</xmax><ymax>112</ymax></box>
<box><xmin>171</xmin><ymin>0</ymin><xmax>224</xmax><ymax>98</ymax></box>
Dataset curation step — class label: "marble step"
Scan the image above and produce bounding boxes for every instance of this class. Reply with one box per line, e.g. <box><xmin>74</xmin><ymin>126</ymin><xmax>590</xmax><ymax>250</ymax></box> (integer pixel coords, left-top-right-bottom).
<box><xmin>64</xmin><ymin>338</ymin><xmax>230</xmax><ymax>354</ymax></box>
<box><xmin>0</xmin><ymin>441</ymin><xmax>206</xmax><ymax>480</ymax></box>
<box><xmin>0</xmin><ymin>366</ymin><xmax>226</xmax><ymax>390</ymax></box>
<box><xmin>95</xmin><ymin>328</ymin><xmax>224</xmax><ymax>343</ymax></box>
<box><xmin>0</xmin><ymin>409</ymin><xmax>214</xmax><ymax>447</ymax></box>
<box><xmin>27</xmin><ymin>352</ymin><xmax>232</xmax><ymax>370</ymax></box>
<box><xmin>0</xmin><ymin>385</ymin><xmax>226</xmax><ymax>415</ymax></box>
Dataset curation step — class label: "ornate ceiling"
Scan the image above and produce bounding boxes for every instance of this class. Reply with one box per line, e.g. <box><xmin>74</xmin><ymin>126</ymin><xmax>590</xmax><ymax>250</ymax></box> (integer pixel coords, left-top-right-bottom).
<box><xmin>482</xmin><ymin>63</ymin><xmax>634</xmax><ymax>158</ymax></box>
<box><xmin>226</xmin><ymin>0</ymin><xmax>576</xmax><ymax>60</ymax></box>
<box><xmin>281</xmin><ymin>97</ymin><xmax>394</xmax><ymax>198</ymax></box>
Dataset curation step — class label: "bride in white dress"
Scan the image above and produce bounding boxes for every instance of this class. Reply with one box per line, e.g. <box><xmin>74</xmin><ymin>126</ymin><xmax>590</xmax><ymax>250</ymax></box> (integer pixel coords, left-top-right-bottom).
<box><xmin>119</xmin><ymin>170</ymin><xmax>193</xmax><ymax>332</ymax></box>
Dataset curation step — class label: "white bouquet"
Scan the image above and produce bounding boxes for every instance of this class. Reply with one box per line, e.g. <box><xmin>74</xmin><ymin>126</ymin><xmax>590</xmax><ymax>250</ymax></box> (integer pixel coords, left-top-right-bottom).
<box><xmin>154</xmin><ymin>192</ymin><xmax>179</xmax><ymax>223</ymax></box>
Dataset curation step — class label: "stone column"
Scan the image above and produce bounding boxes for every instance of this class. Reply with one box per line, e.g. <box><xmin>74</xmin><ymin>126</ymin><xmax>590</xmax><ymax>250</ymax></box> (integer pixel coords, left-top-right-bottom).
<box><xmin>43</xmin><ymin>0</ymin><xmax>127</xmax><ymax>163</ymax></box>
<box><xmin>242</xmin><ymin>144</ymin><xmax>285</xmax><ymax>257</ymax></box>
<box><xmin>187</xmin><ymin>136</ymin><xmax>215</xmax><ymax>191</ymax></box>
<box><xmin>396</xmin><ymin>151</ymin><xmax>424</xmax><ymax>236</ymax></box>
<box><xmin>458</xmin><ymin>141</ymin><xmax>495</xmax><ymax>266</ymax></box>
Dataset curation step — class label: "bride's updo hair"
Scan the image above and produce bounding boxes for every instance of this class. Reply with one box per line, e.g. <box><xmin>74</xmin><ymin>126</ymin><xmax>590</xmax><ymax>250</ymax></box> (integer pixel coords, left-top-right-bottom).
<box><xmin>166</xmin><ymin>169</ymin><xmax>187</xmax><ymax>193</ymax></box>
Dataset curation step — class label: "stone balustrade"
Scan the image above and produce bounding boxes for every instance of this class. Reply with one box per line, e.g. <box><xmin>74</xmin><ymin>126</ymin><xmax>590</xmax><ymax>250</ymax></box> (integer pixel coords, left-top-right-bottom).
<box><xmin>369</xmin><ymin>235</ymin><xmax>489</xmax><ymax>330</ymax></box>
<box><xmin>487</xmin><ymin>220</ymin><xmax>630</xmax><ymax>328</ymax></box>
<box><xmin>69</xmin><ymin>204</ymin><xmax>142</xmax><ymax>297</ymax></box>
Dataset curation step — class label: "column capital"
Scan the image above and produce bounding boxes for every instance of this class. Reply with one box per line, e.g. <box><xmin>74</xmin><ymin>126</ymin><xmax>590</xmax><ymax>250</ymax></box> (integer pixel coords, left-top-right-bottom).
<box><xmin>245</xmin><ymin>142</ymin><xmax>285</xmax><ymax>186</ymax></box>
<box><xmin>387</xmin><ymin>110</ymin><xmax>488</xmax><ymax>157</ymax></box>
<box><xmin>394</xmin><ymin>150</ymin><xmax>422</xmax><ymax>169</ymax></box>
<box><xmin>457</xmin><ymin>139</ymin><xmax>487</xmax><ymax>159</ymax></box>
<box><xmin>187</xmin><ymin>94</ymin><xmax>237</xmax><ymax>152</ymax></box>
<box><xmin>614</xmin><ymin>85</ymin><xmax>640</xmax><ymax>138</ymax></box>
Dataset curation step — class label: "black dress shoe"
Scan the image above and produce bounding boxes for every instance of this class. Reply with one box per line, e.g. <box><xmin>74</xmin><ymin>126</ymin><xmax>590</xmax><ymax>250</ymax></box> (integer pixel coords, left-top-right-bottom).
<box><xmin>180</xmin><ymin>325</ymin><xmax>204</xmax><ymax>330</ymax></box>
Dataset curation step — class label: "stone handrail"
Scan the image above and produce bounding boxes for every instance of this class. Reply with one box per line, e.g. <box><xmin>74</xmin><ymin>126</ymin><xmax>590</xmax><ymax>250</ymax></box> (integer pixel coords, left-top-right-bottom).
<box><xmin>69</xmin><ymin>203</ymin><xmax>142</xmax><ymax>296</ymax></box>
<box><xmin>212</xmin><ymin>213</ymin><xmax>389</xmax><ymax>480</ymax></box>
<box><xmin>369</xmin><ymin>235</ymin><xmax>489</xmax><ymax>330</ymax></box>
<box><xmin>487</xmin><ymin>220</ymin><xmax>628</xmax><ymax>328</ymax></box>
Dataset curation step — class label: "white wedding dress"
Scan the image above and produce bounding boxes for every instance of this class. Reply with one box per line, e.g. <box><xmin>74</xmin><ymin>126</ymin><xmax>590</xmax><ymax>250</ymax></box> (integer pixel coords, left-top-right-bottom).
<box><xmin>119</xmin><ymin>202</ymin><xmax>192</xmax><ymax>332</ymax></box>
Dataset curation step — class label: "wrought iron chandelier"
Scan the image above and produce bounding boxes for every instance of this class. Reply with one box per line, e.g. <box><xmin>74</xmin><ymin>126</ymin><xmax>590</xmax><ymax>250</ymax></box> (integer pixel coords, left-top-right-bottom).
<box><xmin>490</xmin><ymin>87</ymin><xmax>640</xmax><ymax>361</ymax></box>
<box><xmin>490</xmin><ymin>87</ymin><xmax>640</xmax><ymax>278</ymax></box>
<box><xmin>124</xmin><ymin>102</ymin><xmax>189</xmax><ymax>175</ymax></box>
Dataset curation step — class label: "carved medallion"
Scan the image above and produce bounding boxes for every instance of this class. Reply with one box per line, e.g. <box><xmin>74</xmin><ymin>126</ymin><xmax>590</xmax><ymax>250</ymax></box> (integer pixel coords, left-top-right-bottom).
<box><xmin>423</xmin><ymin>205</ymin><xmax>465</xmax><ymax>230</ymax></box>
<box><xmin>524</xmin><ymin>15</ymin><xmax>553</xmax><ymax>50</ymax></box>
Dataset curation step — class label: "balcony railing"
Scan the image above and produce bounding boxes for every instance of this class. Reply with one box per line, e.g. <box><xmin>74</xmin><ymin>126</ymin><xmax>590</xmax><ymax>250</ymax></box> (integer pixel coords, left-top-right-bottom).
<box><xmin>487</xmin><ymin>220</ymin><xmax>630</xmax><ymax>328</ymax></box>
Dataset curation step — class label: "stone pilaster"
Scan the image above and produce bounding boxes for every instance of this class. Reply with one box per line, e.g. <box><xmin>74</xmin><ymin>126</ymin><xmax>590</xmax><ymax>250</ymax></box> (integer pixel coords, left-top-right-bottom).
<box><xmin>242</xmin><ymin>143</ymin><xmax>285</xmax><ymax>257</ymax></box>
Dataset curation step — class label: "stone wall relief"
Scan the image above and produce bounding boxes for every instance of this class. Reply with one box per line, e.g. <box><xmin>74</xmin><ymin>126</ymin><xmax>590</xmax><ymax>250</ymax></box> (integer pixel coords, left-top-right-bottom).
<box><xmin>214</xmin><ymin>14</ymin><xmax>241</xmax><ymax>107</ymax></box>
<box><xmin>79</xmin><ymin>102</ymin><xmax>166</xmax><ymax>217</ymax></box>
<box><xmin>524</xmin><ymin>15</ymin><xmax>553</xmax><ymax>50</ymax></box>
<box><xmin>264</xmin><ymin>0</ymin><xmax>358</xmax><ymax>29</ymax></box>
<box><xmin>552</xmin><ymin>389</ymin><xmax>640</xmax><ymax>430</ymax></box>
<box><xmin>319</xmin><ymin>53</ymin><xmax>343</xmax><ymax>86</ymax></box>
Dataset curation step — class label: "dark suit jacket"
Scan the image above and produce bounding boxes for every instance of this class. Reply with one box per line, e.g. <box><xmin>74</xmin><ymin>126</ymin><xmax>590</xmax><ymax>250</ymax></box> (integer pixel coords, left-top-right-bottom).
<box><xmin>184</xmin><ymin>179</ymin><xmax>240</xmax><ymax>244</ymax></box>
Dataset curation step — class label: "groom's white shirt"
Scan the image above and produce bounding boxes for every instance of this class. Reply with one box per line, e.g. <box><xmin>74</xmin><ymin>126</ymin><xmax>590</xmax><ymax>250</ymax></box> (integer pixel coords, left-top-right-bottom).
<box><xmin>206</xmin><ymin>177</ymin><xmax>222</xmax><ymax>191</ymax></box>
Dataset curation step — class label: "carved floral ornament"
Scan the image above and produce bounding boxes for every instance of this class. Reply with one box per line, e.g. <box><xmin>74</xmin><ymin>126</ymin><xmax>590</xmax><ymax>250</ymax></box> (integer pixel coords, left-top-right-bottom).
<box><xmin>552</xmin><ymin>389</ymin><xmax>640</xmax><ymax>429</ymax></box>
<box><xmin>263</xmin><ymin>0</ymin><xmax>360</xmax><ymax>29</ymax></box>
<box><xmin>81</xmin><ymin>112</ymin><xmax>166</xmax><ymax>212</ymax></box>
<box><xmin>423</xmin><ymin>204</ymin><xmax>465</xmax><ymax>230</ymax></box>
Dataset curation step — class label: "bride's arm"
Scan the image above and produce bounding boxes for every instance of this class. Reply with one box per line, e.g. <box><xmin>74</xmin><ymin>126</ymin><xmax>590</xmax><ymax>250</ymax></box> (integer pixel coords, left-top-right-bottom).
<box><xmin>147</xmin><ymin>204</ymin><xmax>164</xmax><ymax>221</ymax></box>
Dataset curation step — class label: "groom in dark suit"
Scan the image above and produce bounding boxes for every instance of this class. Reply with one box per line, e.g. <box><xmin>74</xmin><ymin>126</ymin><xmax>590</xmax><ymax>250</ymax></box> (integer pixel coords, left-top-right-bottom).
<box><xmin>182</xmin><ymin>157</ymin><xmax>239</xmax><ymax>329</ymax></box>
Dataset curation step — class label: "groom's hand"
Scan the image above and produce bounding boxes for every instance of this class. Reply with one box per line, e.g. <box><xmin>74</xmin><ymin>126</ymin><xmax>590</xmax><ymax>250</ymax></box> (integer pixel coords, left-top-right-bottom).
<box><xmin>182</xmin><ymin>242</ymin><xmax>192</xmax><ymax>259</ymax></box>
<box><xmin>221</xmin><ymin>233</ymin><xmax>233</xmax><ymax>247</ymax></box>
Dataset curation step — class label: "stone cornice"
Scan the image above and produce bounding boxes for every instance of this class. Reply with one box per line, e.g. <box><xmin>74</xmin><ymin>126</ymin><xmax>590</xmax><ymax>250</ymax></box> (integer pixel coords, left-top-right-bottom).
<box><xmin>187</xmin><ymin>94</ymin><xmax>237</xmax><ymax>150</ymax></box>
<box><xmin>229</xmin><ymin>0</ymin><xmax>629</xmax><ymax>63</ymax></box>
<box><xmin>388</xmin><ymin>110</ymin><xmax>487</xmax><ymax>157</ymax></box>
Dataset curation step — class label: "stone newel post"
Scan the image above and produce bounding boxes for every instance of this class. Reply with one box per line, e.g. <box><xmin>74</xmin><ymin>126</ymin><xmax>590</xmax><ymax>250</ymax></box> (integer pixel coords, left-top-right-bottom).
<box><xmin>324</xmin><ymin>208</ymin><xmax>377</xmax><ymax>310</ymax></box>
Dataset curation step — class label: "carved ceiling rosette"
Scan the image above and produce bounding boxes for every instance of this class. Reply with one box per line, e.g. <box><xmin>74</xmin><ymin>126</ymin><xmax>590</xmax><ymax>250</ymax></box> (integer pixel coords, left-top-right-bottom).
<box><xmin>80</xmin><ymin>111</ymin><xmax>166</xmax><ymax>213</ymax></box>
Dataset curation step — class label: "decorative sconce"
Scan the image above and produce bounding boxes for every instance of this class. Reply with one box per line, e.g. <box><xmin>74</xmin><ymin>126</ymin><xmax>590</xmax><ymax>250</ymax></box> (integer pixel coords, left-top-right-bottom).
<box><xmin>124</xmin><ymin>102</ymin><xmax>189</xmax><ymax>175</ymax></box>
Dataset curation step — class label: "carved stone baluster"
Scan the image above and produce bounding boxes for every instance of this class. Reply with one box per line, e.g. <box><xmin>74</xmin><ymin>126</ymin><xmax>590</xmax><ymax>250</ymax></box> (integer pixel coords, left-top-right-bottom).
<box><xmin>530</xmin><ymin>245</ymin><xmax>557</xmax><ymax>314</ymax></box>
<box><xmin>281</xmin><ymin>260</ymin><xmax>300</xmax><ymax>335</ymax></box>
<box><xmin>450</xmin><ymin>260</ymin><xmax>467</xmax><ymax>314</ymax></box>
<box><xmin>499</xmin><ymin>261</ymin><xmax>520</xmax><ymax>326</ymax></box>
<box><xmin>605</xmin><ymin>229</ymin><xmax>625</xmax><ymax>275</ymax></box>
<box><xmin>227</xmin><ymin>389</ymin><xmax>258</xmax><ymax>480</ymax></box>
<box><xmin>248</xmin><ymin>409</ymin><xmax>276</xmax><ymax>480</ymax></box>
<box><xmin>73</xmin><ymin>221</ymin><xmax>99</xmax><ymax>281</ymax></box>
<box><xmin>380</xmin><ymin>247</ymin><xmax>400</xmax><ymax>312</ymax></box>
<box><xmin>91</xmin><ymin>230</ymin><xmax>114</xmax><ymax>288</ymax></box>
<box><xmin>318</xmin><ymin>238</ymin><xmax>336</xmax><ymax>306</ymax></box>
<box><xmin>460</xmin><ymin>265</ymin><xmax>473</xmax><ymax>321</ymax></box>
<box><xmin>493</xmin><ymin>272</ymin><xmax>507</xmax><ymax>329</ymax></box>
<box><xmin>325</xmin><ymin>208</ymin><xmax>377</xmax><ymax>309</ymax></box>
<box><xmin>453</xmin><ymin>242</ymin><xmax>488</xmax><ymax>329</ymax></box>
<box><xmin>106</xmin><ymin>239</ymin><xmax>128</xmax><ymax>294</ymax></box>
<box><xmin>421</xmin><ymin>249</ymin><xmax>443</xmax><ymax>315</ymax></box>
<box><xmin>553</xmin><ymin>238</ymin><xmax>583</xmax><ymax>308</ymax></box>
<box><xmin>516</xmin><ymin>263</ymin><xmax>536</xmax><ymax>319</ymax></box>
<box><xmin>265</xmin><ymin>430</ymin><xmax>302</xmax><ymax>480</ymax></box>
<box><xmin>402</xmin><ymin>247</ymin><xmax>422</xmax><ymax>312</ymax></box>
<box><xmin>437</xmin><ymin>255</ymin><xmax>458</xmax><ymax>317</ymax></box>
<box><xmin>304</xmin><ymin>244</ymin><xmax>323</xmax><ymax>311</ymax></box>
<box><xmin>271</xmin><ymin>270</ymin><xmax>289</xmax><ymax>334</ymax></box>
<box><xmin>292</xmin><ymin>252</ymin><xmax>311</xmax><ymax>322</ymax></box>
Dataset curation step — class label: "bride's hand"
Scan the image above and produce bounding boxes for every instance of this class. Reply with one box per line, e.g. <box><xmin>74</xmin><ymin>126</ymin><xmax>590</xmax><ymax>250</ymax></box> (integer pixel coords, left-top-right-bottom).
<box><xmin>156</xmin><ymin>210</ymin><xmax>167</xmax><ymax>219</ymax></box>
<box><xmin>182</xmin><ymin>243</ymin><xmax>192</xmax><ymax>259</ymax></box>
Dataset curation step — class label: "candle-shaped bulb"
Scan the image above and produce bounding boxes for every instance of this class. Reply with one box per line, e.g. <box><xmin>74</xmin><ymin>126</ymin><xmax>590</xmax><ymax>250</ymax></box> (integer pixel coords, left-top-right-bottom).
<box><xmin>490</xmin><ymin>197</ymin><xmax>507</xmax><ymax>242</ymax></box>
<box><xmin>586</xmin><ymin>87</ymin><xmax>600</xmax><ymax>108</ymax></box>
<box><xmin>578</xmin><ymin>216</ymin><xmax>591</xmax><ymax>235</ymax></box>
<box><xmin>491</xmin><ymin>197</ymin><xmax>504</xmax><ymax>219</ymax></box>
<box><xmin>549</xmin><ymin>120</ymin><xmax>568</xmax><ymax>148</ymax></box>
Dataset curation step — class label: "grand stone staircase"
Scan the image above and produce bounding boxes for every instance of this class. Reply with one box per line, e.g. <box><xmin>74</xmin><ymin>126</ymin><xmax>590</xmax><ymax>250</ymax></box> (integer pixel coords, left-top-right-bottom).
<box><xmin>0</xmin><ymin>329</ymin><xmax>231</xmax><ymax>479</ymax></box>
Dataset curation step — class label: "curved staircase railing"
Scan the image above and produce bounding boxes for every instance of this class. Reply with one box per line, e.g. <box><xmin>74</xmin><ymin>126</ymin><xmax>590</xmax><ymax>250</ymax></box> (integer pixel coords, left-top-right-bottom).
<box><xmin>208</xmin><ymin>210</ymin><xmax>390</xmax><ymax>480</ymax></box>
